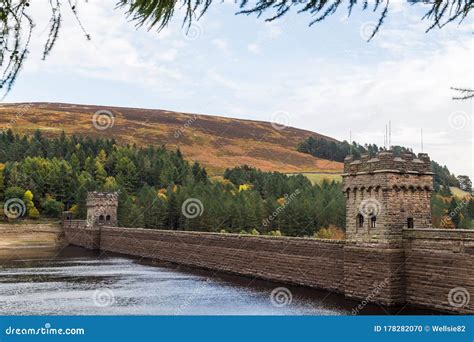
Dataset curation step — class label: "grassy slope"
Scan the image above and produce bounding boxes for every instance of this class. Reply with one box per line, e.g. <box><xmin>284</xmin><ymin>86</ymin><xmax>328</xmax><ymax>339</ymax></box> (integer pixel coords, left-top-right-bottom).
<box><xmin>450</xmin><ymin>187</ymin><xmax>472</xmax><ymax>199</ymax></box>
<box><xmin>287</xmin><ymin>172</ymin><xmax>342</xmax><ymax>184</ymax></box>
<box><xmin>0</xmin><ymin>102</ymin><xmax>343</xmax><ymax>175</ymax></box>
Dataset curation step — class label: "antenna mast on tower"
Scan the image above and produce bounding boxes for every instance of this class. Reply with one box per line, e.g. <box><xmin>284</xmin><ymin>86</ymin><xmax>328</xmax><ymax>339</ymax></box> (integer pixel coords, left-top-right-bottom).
<box><xmin>421</xmin><ymin>128</ymin><xmax>424</xmax><ymax>153</ymax></box>
<box><xmin>389</xmin><ymin>120</ymin><xmax>392</xmax><ymax>150</ymax></box>
<box><xmin>349</xmin><ymin>131</ymin><xmax>352</xmax><ymax>155</ymax></box>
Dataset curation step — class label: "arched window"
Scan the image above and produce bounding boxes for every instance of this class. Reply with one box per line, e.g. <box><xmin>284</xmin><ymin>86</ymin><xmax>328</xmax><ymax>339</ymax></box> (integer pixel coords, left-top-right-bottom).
<box><xmin>370</xmin><ymin>216</ymin><xmax>376</xmax><ymax>228</ymax></box>
<box><xmin>99</xmin><ymin>215</ymin><xmax>105</xmax><ymax>222</ymax></box>
<box><xmin>106</xmin><ymin>215</ymin><xmax>111</xmax><ymax>222</ymax></box>
<box><xmin>407</xmin><ymin>217</ymin><xmax>414</xmax><ymax>228</ymax></box>
<box><xmin>356</xmin><ymin>214</ymin><xmax>364</xmax><ymax>228</ymax></box>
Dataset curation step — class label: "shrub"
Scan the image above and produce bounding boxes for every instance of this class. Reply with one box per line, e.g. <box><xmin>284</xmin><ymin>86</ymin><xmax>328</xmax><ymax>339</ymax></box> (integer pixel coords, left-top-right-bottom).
<box><xmin>314</xmin><ymin>225</ymin><xmax>345</xmax><ymax>240</ymax></box>
<box><xmin>42</xmin><ymin>198</ymin><xmax>65</xmax><ymax>218</ymax></box>
<box><xmin>4</xmin><ymin>186</ymin><xmax>26</xmax><ymax>201</ymax></box>
<box><xmin>269</xmin><ymin>230</ymin><xmax>282</xmax><ymax>236</ymax></box>
<box><xmin>28</xmin><ymin>207</ymin><xmax>40</xmax><ymax>219</ymax></box>
<box><xmin>69</xmin><ymin>204</ymin><xmax>78</xmax><ymax>215</ymax></box>
<box><xmin>250</xmin><ymin>228</ymin><xmax>260</xmax><ymax>235</ymax></box>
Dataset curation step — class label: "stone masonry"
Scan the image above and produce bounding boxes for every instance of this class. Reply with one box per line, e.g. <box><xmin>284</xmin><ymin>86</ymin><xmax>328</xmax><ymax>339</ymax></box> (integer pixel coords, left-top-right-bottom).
<box><xmin>63</xmin><ymin>152</ymin><xmax>474</xmax><ymax>314</ymax></box>
<box><xmin>86</xmin><ymin>192</ymin><xmax>118</xmax><ymax>227</ymax></box>
<box><xmin>342</xmin><ymin>151</ymin><xmax>433</xmax><ymax>245</ymax></box>
<box><xmin>342</xmin><ymin>151</ymin><xmax>434</xmax><ymax>306</ymax></box>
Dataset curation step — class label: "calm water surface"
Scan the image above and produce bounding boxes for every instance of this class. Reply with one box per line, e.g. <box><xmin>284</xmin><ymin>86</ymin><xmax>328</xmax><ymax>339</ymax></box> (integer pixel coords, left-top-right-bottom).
<box><xmin>0</xmin><ymin>246</ymin><xmax>437</xmax><ymax>315</ymax></box>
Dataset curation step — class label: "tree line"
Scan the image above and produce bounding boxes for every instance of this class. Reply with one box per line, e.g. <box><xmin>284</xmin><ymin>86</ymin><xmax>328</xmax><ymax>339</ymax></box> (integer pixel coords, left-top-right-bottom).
<box><xmin>2</xmin><ymin>130</ymin><xmax>469</xmax><ymax>232</ymax></box>
<box><xmin>297</xmin><ymin>136</ymin><xmax>471</xmax><ymax>192</ymax></box>
<box><xmin>0</xmin><ymin>130</ymin><xmax>345</xmax><ymax>237</ymax></box>
<box><xmin>432</xmin><ymin>194</ymin><xmax>474</xmax><ymax>229</ymax></box>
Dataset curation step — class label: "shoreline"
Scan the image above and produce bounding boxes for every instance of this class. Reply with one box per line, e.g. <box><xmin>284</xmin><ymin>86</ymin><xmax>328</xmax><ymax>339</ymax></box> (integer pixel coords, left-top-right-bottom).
<box><xmin>0</xmin><ymin>222</ymin><xmax>64</xmax><ymax>249</ymax></box>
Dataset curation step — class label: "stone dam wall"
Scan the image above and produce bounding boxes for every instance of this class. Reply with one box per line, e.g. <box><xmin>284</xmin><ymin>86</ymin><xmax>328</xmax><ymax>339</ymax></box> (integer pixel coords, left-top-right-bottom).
<box><xmin>403</xmin><ymin>228</ymin><xmax>474</xmax><ymax>313</ymax></box>
<box><xmin>62</xmin><ymin>220</ymin><xmax>101</xmax><ymax>250</ymax></box>
<box><xmin>63</xmin><ymin>221</ymin><xmax>474</xmax><ymax>314</ymax></box>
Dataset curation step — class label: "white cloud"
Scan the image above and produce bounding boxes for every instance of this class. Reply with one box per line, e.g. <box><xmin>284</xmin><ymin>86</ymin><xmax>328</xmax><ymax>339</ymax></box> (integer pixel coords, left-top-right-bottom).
<box><xmin>247</xmin><ymin>43</ymin><xmax>261</xmax><ymax>54</ymax></box>
<box><xmin>265</xmin><ymin>24</ymin><xmax>283</xmax><ymax>39</ymax></box>
<box><xmin>6</xmin><ymin>1</ymin><xmax>473</xmax><ymax>178</ymax></box>
<box><xmin>211</xmin><ymin>38</ymin><xmax>229</xmax><ymax>52</ymax></box>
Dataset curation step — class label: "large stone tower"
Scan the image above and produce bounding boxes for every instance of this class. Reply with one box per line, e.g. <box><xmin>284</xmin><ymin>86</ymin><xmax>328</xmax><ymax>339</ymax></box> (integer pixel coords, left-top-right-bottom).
<box><xmin>86</xmin><ymin>192</ymin><xmax>119</xmax><ymax>227</ymax></box>
<box><xmin>342</xmin><ymin>151</ymin><xmax>434</xmax><ymax>305</ymax></box>
<box><xmin>342</xmin><ymin>151</ymin><xmax>433</xmax><ymax>246</ymax></box>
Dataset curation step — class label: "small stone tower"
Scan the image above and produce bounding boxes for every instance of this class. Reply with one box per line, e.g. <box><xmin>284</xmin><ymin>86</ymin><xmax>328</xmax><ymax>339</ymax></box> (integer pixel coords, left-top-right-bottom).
<box><xmin>342</xmin><ymin>151</ymin><xmax>433</xmax><ymax>246</ymax></box>
<box><xmin>342</xmin><ymin>151</ymin><xmax>434</xmax><ymax>305</ymax></box>
<box><xmin>86</xmin><ymin>192</ymin><xmax>119</xmax><ymax>227</ymax></box>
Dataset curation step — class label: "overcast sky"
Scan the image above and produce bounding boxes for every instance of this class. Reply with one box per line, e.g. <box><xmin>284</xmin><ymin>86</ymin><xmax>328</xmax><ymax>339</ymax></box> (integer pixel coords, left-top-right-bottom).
<box><xmin>4</xmin><ymin>1</ymin><xmax>473</xmax><ymax>178</ymax></box>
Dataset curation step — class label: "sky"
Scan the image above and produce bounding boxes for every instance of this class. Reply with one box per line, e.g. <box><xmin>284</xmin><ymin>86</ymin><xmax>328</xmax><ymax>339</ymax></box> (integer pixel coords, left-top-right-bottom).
<box><xmin>3</xmin><ymin>1</ymin><xmax>473</xmax><ymax>178</ymax></box>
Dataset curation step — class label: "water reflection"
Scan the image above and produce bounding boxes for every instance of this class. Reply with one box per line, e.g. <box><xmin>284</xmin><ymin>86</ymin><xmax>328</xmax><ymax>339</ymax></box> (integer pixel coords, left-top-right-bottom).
<box><xmin>0</xmin><ymin>246</ymin><xmax>438</xmax><ymax>315</ymax></box>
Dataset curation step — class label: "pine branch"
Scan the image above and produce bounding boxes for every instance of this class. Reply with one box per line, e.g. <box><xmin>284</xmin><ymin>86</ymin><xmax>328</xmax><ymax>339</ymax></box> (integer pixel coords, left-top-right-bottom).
<box><xmin>0</xmin><ymin>0</ymin><xmax>90</xmax><ymax>98</ymax></box>
<box><xmin>1</xmin><ymin>0</ymin><xmax>472</xmax><ymax>98</ymax></box>
<box><xmin>451</xmin><ymin>87</ymin><xmax>474</xmax><ymax>100</ymax></box>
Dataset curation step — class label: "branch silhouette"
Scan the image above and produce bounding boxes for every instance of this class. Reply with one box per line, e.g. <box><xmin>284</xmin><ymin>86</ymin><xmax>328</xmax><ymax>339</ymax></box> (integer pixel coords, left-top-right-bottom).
<box><xmin>0</xmin><ymin>0</ymin><xmax>472</xmax><ymax>98</ymax></box>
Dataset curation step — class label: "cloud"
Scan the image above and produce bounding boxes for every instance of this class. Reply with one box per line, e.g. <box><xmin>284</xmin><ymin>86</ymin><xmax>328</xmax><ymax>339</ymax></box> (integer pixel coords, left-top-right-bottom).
<box><xmin>23</xmin><ymin>2</ymin><xmax>187</xmax><ymax>90</ymax></box>
<box><xmin>211</xmin><ymin>38</ymin><xmax>229</xmax><ymax>52</ymax></box>
<box><xmin>6</xmin><ymin>1</ymin><xmax>473</xmax><ymax>178</ymax></box>
<box><xmin>247</xmin><ymin>43</ymin><xmax>261</xmax><ymax>54</ymax></box>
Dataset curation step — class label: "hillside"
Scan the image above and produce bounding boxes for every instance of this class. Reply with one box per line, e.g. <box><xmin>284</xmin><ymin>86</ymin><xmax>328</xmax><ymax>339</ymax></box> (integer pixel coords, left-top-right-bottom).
<box><xmin>0</xmin><ymin>102</ymin><xmax>342</xmax><ymax>174</ymax></box>
<box><xmin>450</xmin><ymin>187</ymin><xmax>472</xmax><ymax>199</ymax></box>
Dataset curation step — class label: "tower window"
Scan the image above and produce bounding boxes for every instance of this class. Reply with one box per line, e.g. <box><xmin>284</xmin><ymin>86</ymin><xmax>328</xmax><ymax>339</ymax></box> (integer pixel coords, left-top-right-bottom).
<box><xmin>99</xmin><ymin>215</ymin><xmax>105</xmax><ymax>222</ymax></box>
<box><xmin>407</xmin><ymin>217</ymin><xmax>414</xmax><ymax>228</ymax></box>
<box><xmin>106</xmin><ymin>215</ymin><xmax>111</xmax><ymax>222</ymax></box>
<box><xmin>370</xmin><ymin>216</ymin><xmax>376</xmax><ymax>228</ymax></box>
<box><xmin>356</xmin><ymin>214</ymin><xmax>364</xmax><ymax>228</ymax></box>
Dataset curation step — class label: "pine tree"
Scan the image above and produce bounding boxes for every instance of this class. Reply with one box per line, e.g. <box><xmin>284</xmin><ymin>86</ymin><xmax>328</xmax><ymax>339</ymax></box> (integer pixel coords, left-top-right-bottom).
<box><xmin>94</xmin><ymin>160</ymin><xmax>107</xmax><ymax>187</ymax></box>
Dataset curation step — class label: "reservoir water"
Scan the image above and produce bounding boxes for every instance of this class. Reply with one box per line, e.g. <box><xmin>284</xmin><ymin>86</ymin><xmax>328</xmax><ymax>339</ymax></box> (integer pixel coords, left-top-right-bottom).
<box><xmin>0</xmin><ymin>245</ymin><xmax>438</xmax><ymax>315</ymax></box>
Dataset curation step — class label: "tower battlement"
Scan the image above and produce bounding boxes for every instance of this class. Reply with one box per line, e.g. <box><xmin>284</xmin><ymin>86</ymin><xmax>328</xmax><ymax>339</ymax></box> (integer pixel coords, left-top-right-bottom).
<box><xmin>343</xmin><ymin>151</ymin><xmax>432</xmax><ymax>175</ymax></box>
<box><xmin>342</xmin><ymin>151</ymin><xmax>433</xmax><ymax>246</ymax></box>
<box><xmin>86</xmin><ymin>191</ymin><xmax>119</xmax><ymax>207</ymax></box>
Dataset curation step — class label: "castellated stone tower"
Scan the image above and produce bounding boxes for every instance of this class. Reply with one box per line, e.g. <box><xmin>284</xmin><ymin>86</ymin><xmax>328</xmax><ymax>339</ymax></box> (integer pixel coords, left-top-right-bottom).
<box><xmin>342</xmin><ymin>151</ymin><xmax>433</xmax><ymax>246</ymax></box>
<box><xmin>86</xmin><ymin>192</ymin><xmax>119</xmax><ymax>227</ymax></box>
<box><xmin>342</xmin><ymin>151</ymin><xmax>434</xmax><ymax>305</ymax></box>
